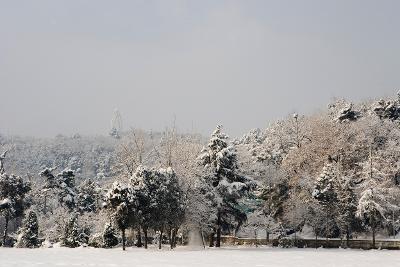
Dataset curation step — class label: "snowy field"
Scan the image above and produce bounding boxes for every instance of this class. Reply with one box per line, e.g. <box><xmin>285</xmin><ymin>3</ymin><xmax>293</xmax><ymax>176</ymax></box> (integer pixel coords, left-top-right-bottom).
<box><xmin>0</xmin><ymin>247</ymin><xmax>399</xmax><ymax>267</ymax></box>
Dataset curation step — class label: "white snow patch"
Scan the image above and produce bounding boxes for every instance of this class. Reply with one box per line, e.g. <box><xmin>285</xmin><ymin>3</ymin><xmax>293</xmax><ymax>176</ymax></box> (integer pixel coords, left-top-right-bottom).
<box><xmin>0</xmin><ymin>247</ymin><xmax>399</xmax><ymax>267</ymax></box>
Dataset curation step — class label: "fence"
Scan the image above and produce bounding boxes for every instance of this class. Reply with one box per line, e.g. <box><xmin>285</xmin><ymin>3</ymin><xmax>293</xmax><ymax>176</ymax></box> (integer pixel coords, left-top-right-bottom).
<box><xmin>221</xmin><ymin>236</ymin><xmax>400</xmax><ymax>250</ymax></box>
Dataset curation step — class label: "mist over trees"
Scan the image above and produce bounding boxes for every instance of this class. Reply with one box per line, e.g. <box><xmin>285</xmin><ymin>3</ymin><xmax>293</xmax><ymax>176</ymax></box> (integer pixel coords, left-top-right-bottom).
<box><xmin>1</xmin><ymin>93</ymin><xmax>400</xmax><ymax>249</ymax></box>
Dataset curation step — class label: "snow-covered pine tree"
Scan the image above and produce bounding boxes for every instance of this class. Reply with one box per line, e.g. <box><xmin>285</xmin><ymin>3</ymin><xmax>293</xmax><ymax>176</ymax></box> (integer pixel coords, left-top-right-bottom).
<box><xmin>373</xmin><ymin>93</ymin><xmax>400</xmax><ymax>121</ymax></box>
<box><xmin>312</xmin><ymin>162</ymin><xmax>340</xmax><ymax>237</ymax></box>
<box><xmin>356</xmin><ymin>188</ymin><xmax>388</xmax><ymax>248</ymax></box>
<box><xmin>57</xmin><ymin>169</ymin><xmax>76</xmax><ymax>211</ymax></box>
<box><xmin>131</xmin><ymin>165</ymin><xmax>184</xmax><ymax>249</ymax></box>
<box><xmin>76</xmin><ymin>179</ymin><xmax>99</xmax><ymax>213</ymax></box>
<box><xmin>158</xmin><ymin>167</ymin><xmax>185</xmax><ymax>249</ymax></box>
<box><xmin>39</xmin><ymin>167</ymin><xmax>58</xmax><ymax>214</ymax></box>
<box><xmin>39</xmin><ymin>168</ymin><xmax>77</xmax><ymax>212</ymax></box>
<box><xmin>16</xmin><ymin>210</ymin><xmax>40</xmax><ymax>248</ymax></box>
<box><xmin>336</xmin><ymin>181</ymin><xmax>359</xmax><ymax>246</ymax></box>
<box><xmin>130</xmin><ymin>166</ymin><xmax>152</xmax><ymax>249</ymax></box>
<box><xmin>104</xmin><ymin>181</ymin><xmax>135</xmax><ymax>250</ymax></box>
<box><xmin>102</xmin><ymin>222</ymin><xmax>119</xmax><ymax>248</ymax></box>
<box><xmin>61</xmin><ymin>214</ymin><xmax>80</xmax><ymax>248</ymax></box>
<box><xmin>312</xmin><ymin>163</ymin><xmax>338</xmax><ymax>203</ymax></box>
<box><xmin>198</xmin><ymin>125</ymin><xmax>254</xmax><ymax>247</ymax></box>
<box><xmin>39</xmin><ymin>167</ymin><xmax>58</xmax><ymax>190</ymax></box>
<box><xmin>334</xmin><ymin>103</ymin><xmax>361</xmax><ymax>122</ymax></box>
<box><xmin>0</xmin><ymin>171</ymin><xmax>31</xmax><ymax>246</ymax></box>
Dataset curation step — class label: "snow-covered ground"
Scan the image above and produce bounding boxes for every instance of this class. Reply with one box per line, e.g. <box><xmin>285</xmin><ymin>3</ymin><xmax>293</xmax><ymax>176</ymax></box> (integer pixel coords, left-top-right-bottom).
<box><xmin>0</xmin><ymin>246</ymin><xmax>399</xmax><ymax>267</ymax></box>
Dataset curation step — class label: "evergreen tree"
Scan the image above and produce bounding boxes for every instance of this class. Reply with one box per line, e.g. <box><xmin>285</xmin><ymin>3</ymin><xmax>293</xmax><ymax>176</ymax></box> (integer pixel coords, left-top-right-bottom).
<box><xmin>39</xmin><ymin>168</ymin><xmax>77</xmax><ymax>211</ymax></box>
<box><xmin>356</xmin><ymin>188</ymin><xmax>387</xmax><ymax>248</ymax></box>
<box><xmin>39</xmin><ymin>167</ymin><xmax>58</xmax><ymax>214</ymax></box>
<box><xmin>198</xmin><ymin>125</ymin><xmax>254</xmax><ymax>247</ymax></box>
<box><xmin>131</xmin><ymin>166</ymin><xmax>184</xmax><ymax>249</ymax></box>
<box><xmin>78</xmin><ymin>225</ymin><xmax>91</xmax><ymax>247</ymax></box>
<box><xmin>102</xmin><ymin>222</ymin><xmax>119</xmax><ymax>248</ymax></box>
<box><xmin>76</xmin><ymin>179</ymin><xmax>98</xmax><ymax>213</ymax></box>
<box><xmin>39</xmin><ymin>167</ymin><xmax>58</xmax><ymax>190</ymax></box>
<box><xmin>312</xmin><ymin>162</ymin><xmax>340</xmax><ymax>237</ymax></box>
<box><xmin>61</xmin><ymin>215</ymin><xmax>80</xmax><ymax>248</ymax></box>
<box><xmin>336</xmin><ymin>104</ymin><xmax>361</xmax><ymax>122</ymax></box>
<box><xmin>0</xmin><ymin>172</ymin><xmax>31</xmax><ymax>246</ymax></box>
<box><xmin>157</xmin><ymin>167</ymin><xmax>185</xmax><ymax>249</ymax></box>
<box><xmin>312</xmin><ymin>163</ymin><xmax>338</xmax><ymax>203</ymax></box>
<box><xmin>16</xmin><ymin>210</ymin><xmax>40</xmax><ymax>248</ymax></box>
<box><xmin>131</xmin><ymin>166</ymin><xmax>152</xmax><ymax>249</ymax></box>
<box><xmin>104</xmin><ymin>181</ymin><xmax>135</xmax><ymax>250</ymax></box>
<box><xmin>57</xmin><ymin>169</ymin><xmax>76</xmax><ymax>211</ymax></box>
<box><xmin>373</xmin><ymin>95</ymin><xmax>400</xmax><ymax>121</ymax></box>
<box><xmin>337</xmin><ymin>181</ymin><xmax>359</xmax><ymax>246</ymax></box>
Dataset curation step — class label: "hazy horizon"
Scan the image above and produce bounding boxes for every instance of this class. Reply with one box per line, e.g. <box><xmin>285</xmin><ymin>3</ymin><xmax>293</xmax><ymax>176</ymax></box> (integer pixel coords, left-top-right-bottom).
<box><xmin>1</xmin><ymin>0</ymin><xmax>399</xmax><ymax>138</ymax></box>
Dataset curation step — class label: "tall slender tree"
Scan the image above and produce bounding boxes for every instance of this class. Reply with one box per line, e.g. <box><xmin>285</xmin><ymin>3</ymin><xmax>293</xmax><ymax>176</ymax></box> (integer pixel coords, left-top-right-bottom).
<box><xmin>198</xmin><ymin>125</ymin><xmax>254</xmax><ymax>247</ymax></box>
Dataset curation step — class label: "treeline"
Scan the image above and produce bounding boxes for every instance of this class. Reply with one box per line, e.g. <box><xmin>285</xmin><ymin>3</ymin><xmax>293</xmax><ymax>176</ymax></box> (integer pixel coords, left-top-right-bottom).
<box><xmin>238</xmin><ymin>94</ymin><xmax>400</xmax><ymax>248</ymax></box>
<box><xmin>1</xmin><ymin>93</ymin><xmax>400</xmax><ymax>249</ymax></box>
<box><xmin>0</xmin><ymin>126</ymin><xmax>250</xmax><ymax>249</ymax></box>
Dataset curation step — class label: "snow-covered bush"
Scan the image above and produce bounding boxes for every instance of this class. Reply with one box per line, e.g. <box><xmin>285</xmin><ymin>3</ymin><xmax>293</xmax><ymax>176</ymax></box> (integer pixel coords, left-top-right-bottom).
<box><xmin>102</xmin><ymin>222</ymin><xmax>119</xmax><ymax>248</ymax></box>
<box><xmin>61</xmin><ymin>214</ymin><xmax>90</xmax><ymax>248</ymax></box>
<box><xmin>277</xmin><ymin>237</ymin><xmax>295</xmax><ymax>248</ymax></box>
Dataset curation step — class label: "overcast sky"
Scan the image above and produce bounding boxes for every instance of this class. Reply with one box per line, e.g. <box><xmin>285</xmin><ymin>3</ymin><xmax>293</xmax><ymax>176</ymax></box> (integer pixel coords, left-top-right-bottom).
<box><xmin>0</xmin><ymin>0</ymin><xmax>399</xmax><ymax>138</ymax></box>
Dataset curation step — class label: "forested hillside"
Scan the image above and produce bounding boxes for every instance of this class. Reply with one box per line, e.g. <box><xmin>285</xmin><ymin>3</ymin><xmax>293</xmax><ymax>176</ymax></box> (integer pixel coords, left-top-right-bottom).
<box><xmin>1</xmin><ymin>93</ymin><xmax>399</xmax><ymax>249</ymax></box>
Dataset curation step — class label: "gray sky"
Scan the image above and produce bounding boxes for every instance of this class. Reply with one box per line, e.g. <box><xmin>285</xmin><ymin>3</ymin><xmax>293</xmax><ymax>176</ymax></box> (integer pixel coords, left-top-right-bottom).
<box><xmin>0</xmin><ymin>0</ymin><xmax>399</xmax><ymax>138</ymax></box>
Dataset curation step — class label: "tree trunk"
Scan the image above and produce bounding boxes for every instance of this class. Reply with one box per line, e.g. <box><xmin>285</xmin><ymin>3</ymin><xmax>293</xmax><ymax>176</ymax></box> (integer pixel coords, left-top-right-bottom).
<box><xmin>167</xmin><ymin>226</ymin><xmax>175</xmax><ymax>249</ymax></box>
<box><xmin>216</xmin><ymin>227</ymin><xmax>221</xmax><ymax>247</ymax></box>
<box><xmin>171</xmin><ymin>228</ymin><xmax>177</xmax><ymax>249</ymax></box>
<box><xmin>122</xmin><ymin>228</ymin><xmax>126</xmax><ymax>251</ymax></box>
<box><xmin>200</xmin><ymin>230</ymin><xmax>205</xmax><ymax>249</ymax></box>
<box><xmin>216</xmin><ymin>213</ymin><xmax>221</xmax><ymax>247</ymax></box>
<box><xmin>209</xmin><ymin>232</ymin><xmax>214</xmax><ymax>247</ymax></box>
<box><xmin>371</xmin><ymin>210</ymin><xmax>376</xmax><ymax>249</ymax></box>
<box><xmin>143</xmin><ymin>228</ymin><xmax>148</xmax><ymax>249</ymax></box>
<box><xmin>3</xmin><ymin>215</ymin><xmax>9</xmax><ymax>247</ymax></box>
<box><xmin>169</xmin><ymin>227</ymin><xmax>173</xmax><ymax>249</ymax></box>
<box><xmin>346</xmin><ymin>227</ymin><xmax>350</xmax><ymax>248</ymax></box>
<box><xmin>372</xmin><ymin>227</ymin><xmax>376</xmax><ymax>249</ymax></box>
<box><xmin>159</xmin><ymin>229</ymin><xmax>163</xmax><ymax>250</ymax></box>
<box><xmin>266</xmin><ymin>229</ymin><xmax>270</xmax><ymax>243</ymax></box>
<box><xmin>315</xmin><ymin>230</ymin><xmax>318</xmax><ymax>249</ymax></box>
<box><xmin>137</xmin><ymin>226</ymin><xmax>142</xmax><ymax>247</ymax></box>
<box><xmin>254</xmin><ymin>229</ymin><xmax>258</xmax><ymax>247</ymax></box>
